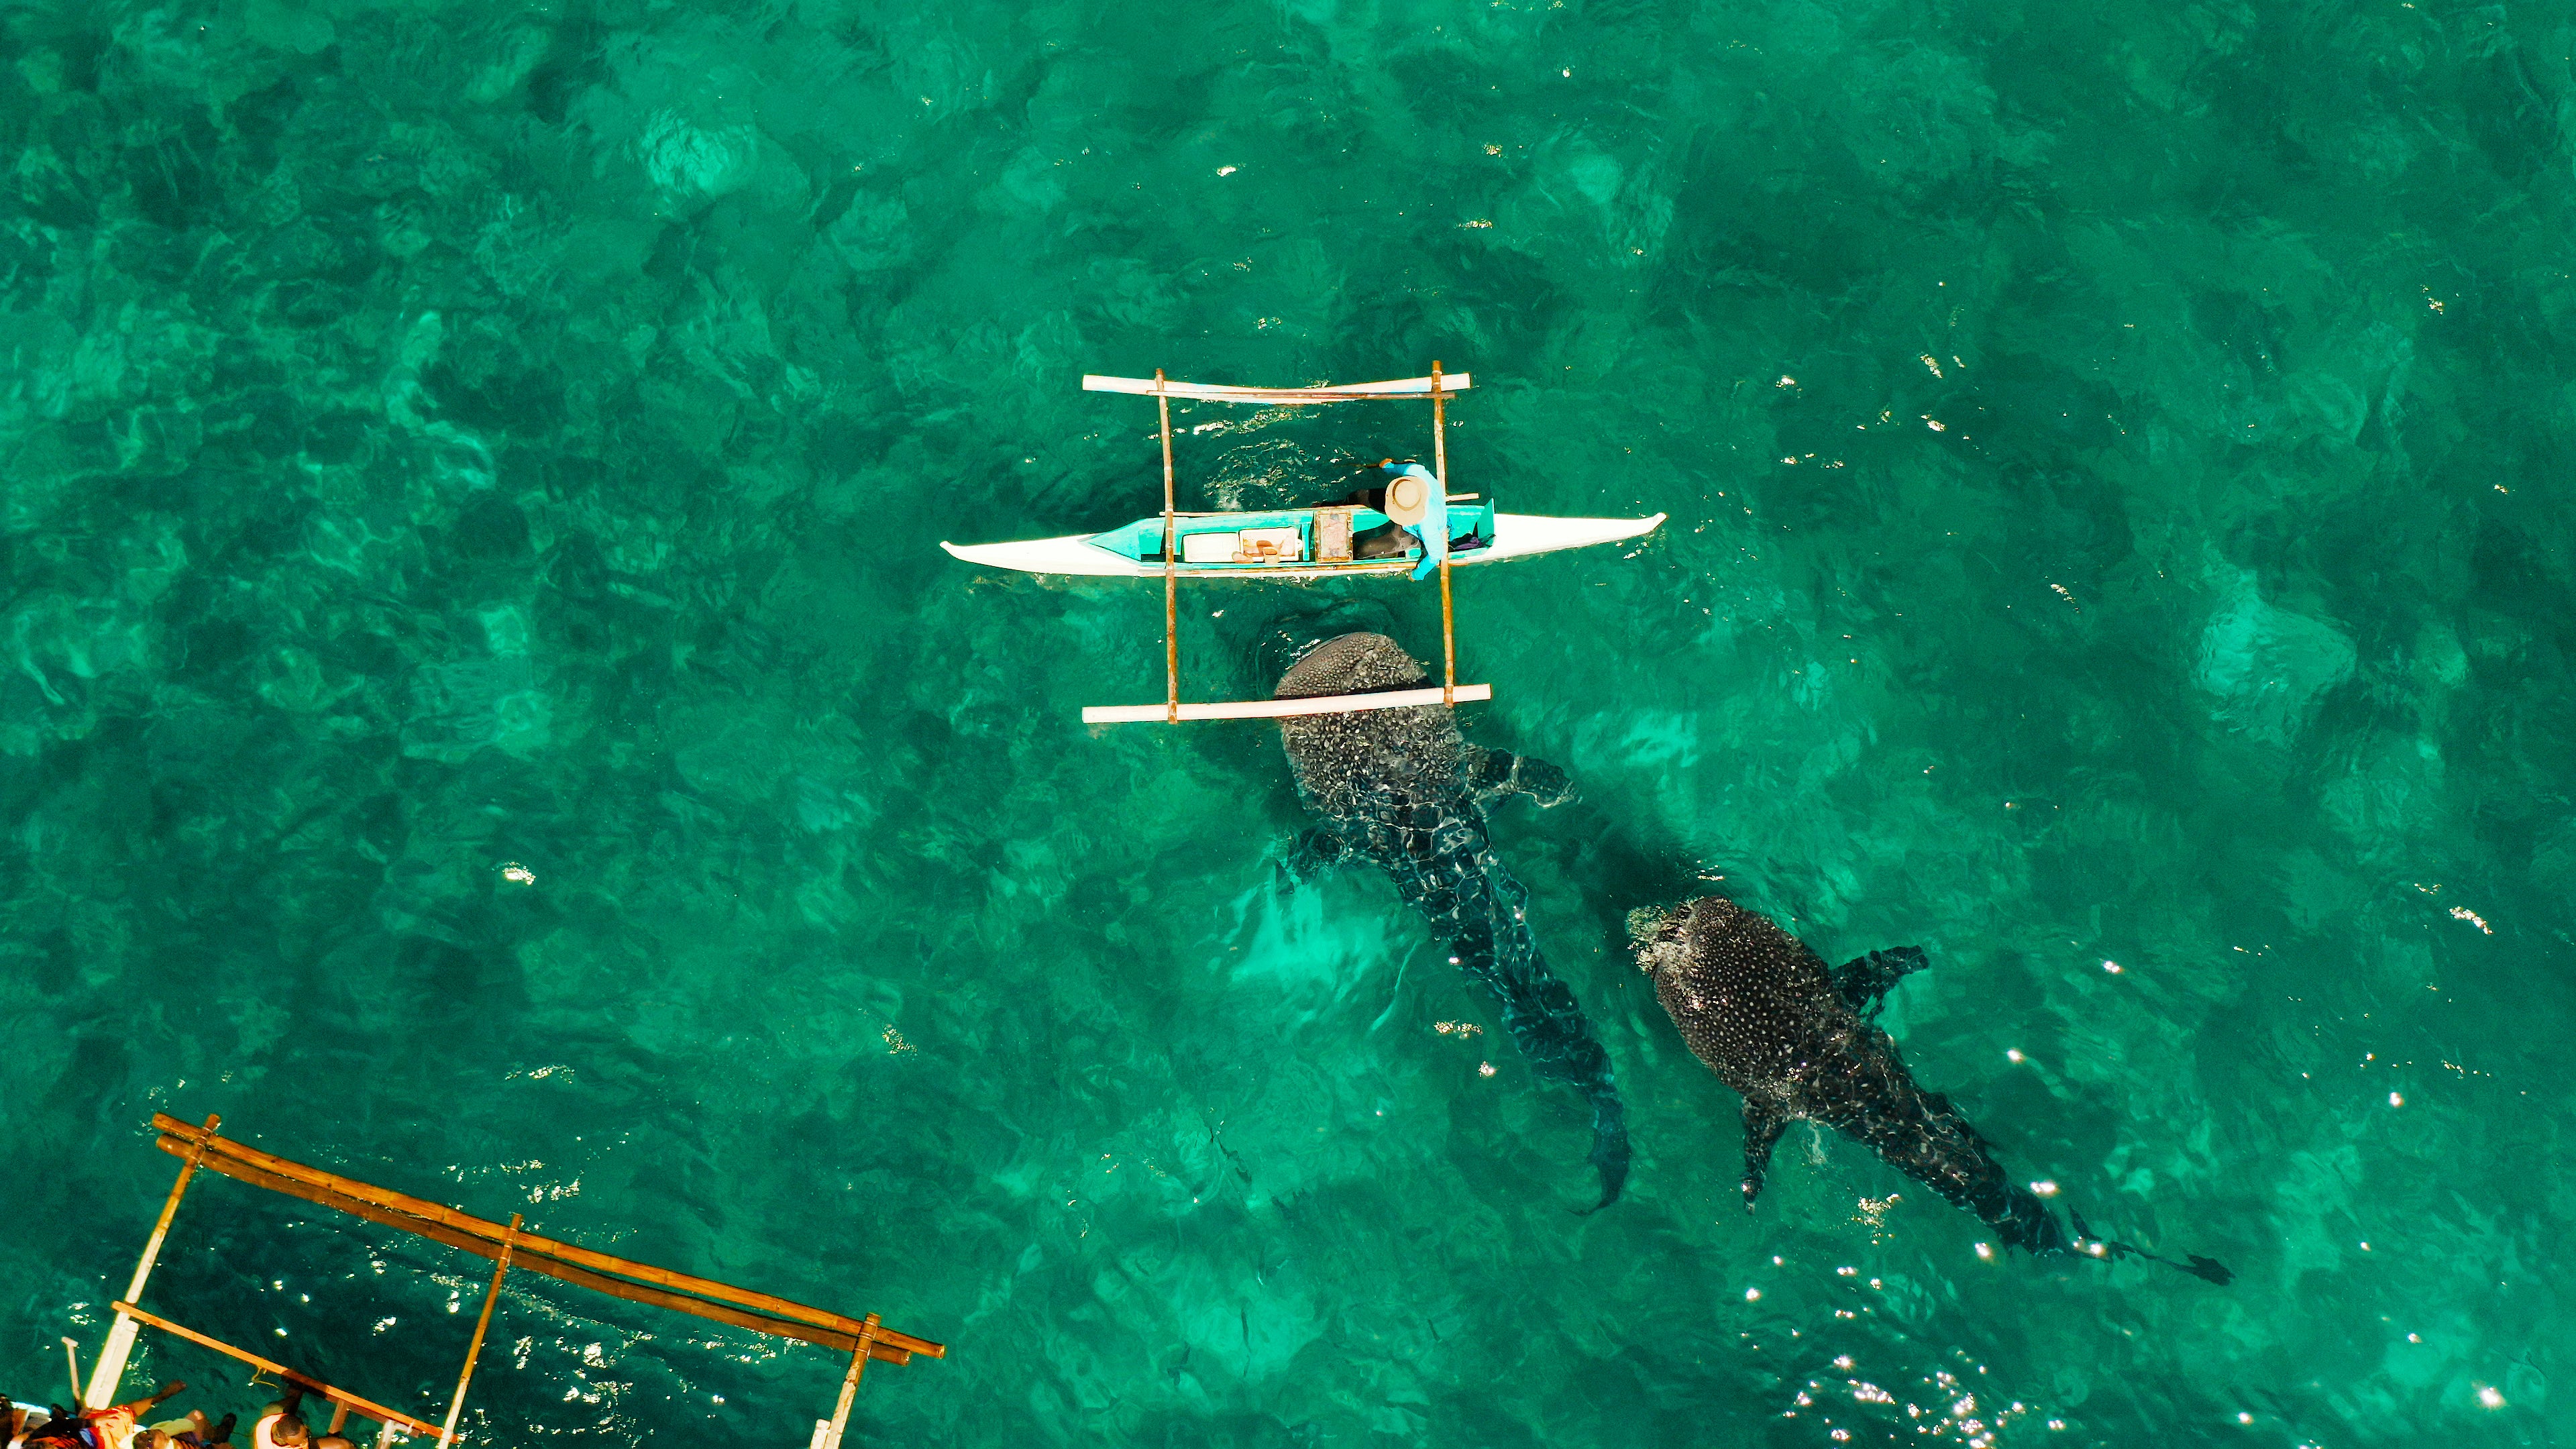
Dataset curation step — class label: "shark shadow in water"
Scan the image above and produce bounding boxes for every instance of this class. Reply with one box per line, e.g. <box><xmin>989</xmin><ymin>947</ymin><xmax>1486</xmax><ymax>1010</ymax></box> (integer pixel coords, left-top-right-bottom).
<box><xmin>1632</xmin><ymin>896</ymin><xmax>2230</xmax><ymax>1282</ymax></box>
<box><xmin>1273</xmin><ymin>633</ymin><xmax>1631</xmax><ymax>1209</ymax></box>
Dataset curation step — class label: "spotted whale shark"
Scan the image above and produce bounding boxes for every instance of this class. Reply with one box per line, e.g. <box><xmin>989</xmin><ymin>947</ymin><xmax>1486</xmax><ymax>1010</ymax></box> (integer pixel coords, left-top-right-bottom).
<box><xmin>1274</xmin><ymin>633</ymin><xmax>1630</xmax><ymax>1208</ymax></box>
<box><xmin>1633</xmin><ymin>895</ymin><xmax>2229</xmax><ymax>1280</ymax></box>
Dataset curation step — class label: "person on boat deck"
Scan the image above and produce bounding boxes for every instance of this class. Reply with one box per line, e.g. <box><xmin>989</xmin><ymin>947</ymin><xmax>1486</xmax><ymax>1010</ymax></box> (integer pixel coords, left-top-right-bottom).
<box><xmin>250</xmin><ymin>1394</ymin><xmax>307</xmax><ymax>1449</ymax></box>
<box><xmin>146</xmin><ymin>1411</ymin><xmax>232</xmax><ymax>1449</ymax></box>
<box><xmin>1375</xmin><ymin>459</ymin><xmax>1448</xmax><ymax>580</ymax></box>
<box><xmin>65</xmin><ymin>1383</ymin><xmax>187</xmax><ymax>1449</ymax></box>
<box><xmin>14</xmin><ymin>1404</ymin><xmax>79</xmax><ymax>1447</ymax></box>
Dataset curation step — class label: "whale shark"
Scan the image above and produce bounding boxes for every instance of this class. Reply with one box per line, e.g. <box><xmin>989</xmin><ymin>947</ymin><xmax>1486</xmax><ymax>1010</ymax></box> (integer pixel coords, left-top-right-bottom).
<box><xmin>1274</xmin><ymin>633</ymin><xmax>1631</xmax><ymax>1208</ymax></box>
<box><xmin>1633</xmin><ymin>895</ymin><xmax>2229</xmax><ymax>1280</ymax></box>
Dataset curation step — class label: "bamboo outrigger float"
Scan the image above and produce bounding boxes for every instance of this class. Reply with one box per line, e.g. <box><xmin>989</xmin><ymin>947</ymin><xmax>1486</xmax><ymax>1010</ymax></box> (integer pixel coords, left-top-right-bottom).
<box><xmin>74</xmin><ymin>1114</ymin><xmax>942</xmax><ymax>1449</ymax></box>
<box><xmin>938</xmin><ymin>366</ymin><xmax>1664</xmax><ymax>725</ymax></box>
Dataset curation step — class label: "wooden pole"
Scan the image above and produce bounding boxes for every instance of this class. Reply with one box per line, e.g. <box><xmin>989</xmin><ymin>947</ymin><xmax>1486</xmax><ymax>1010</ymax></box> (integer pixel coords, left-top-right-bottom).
<box><xmin>1158</xmin><ymin>368</ymin><xmax>1179</xmax><ymax>724</ymax></box>
<box><xmin>105</xmin><ymin>1302</ymin><xmax>443</xmax><ymax>1437</ymax></box>
<box><xmin>329</xmin><ymin>1401</ymin><xmax>350</xmax><ymax>1436</ymax></box>
<box><xmin>815</xmin><ymin>1314</ymin><xmax>880</xmax><ymax>1449</ymax></box>
<box><xmin>85</xmin><ymin>1112</ymin><xmax>221</xmax><ymax>1408</ymax></box>
<box><xmin>1432</xmin><ymin>361</ymin><xmax>1455</xmax><ymax>706</ymax></box>
<box><xmin>62</xmin><ymin>1338</ymin><xmax>81</xmax><ymax>1405</ymax></box>
<box><xmin>438</xmin><ymin>1213</ymin><xmax>520</xmax><ymax>1448</ymax></box>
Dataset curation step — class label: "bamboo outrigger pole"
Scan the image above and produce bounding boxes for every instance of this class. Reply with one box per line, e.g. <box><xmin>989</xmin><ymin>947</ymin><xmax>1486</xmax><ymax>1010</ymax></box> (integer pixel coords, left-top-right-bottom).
<box><xmin>1432</xmin><ymin>361</ymin><xmax>1456</xmax><ymax>707</ymax></box>
<box><xmin>83</xmin><ymin>1112</ymin><xmax>221</xmax><ymax>1408</ymax></box>
<box><xmin>439</xmin><ymin>1213</ymin><xmax>520</xmax><ymax>1448</ymax></box>
<box><xmin>814</xmin><ymin>1313</ymin><xmax>881</xmax><ymax>1449</ymax></box>
<box><xmin>1158</xmin><ymin>368</ymin><xmax>1179</xmax><ymax>724</ymax></box>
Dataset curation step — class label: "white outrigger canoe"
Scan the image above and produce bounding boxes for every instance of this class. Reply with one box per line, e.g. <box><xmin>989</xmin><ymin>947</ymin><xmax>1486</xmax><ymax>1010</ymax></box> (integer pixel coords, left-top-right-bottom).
<box><xmin>945</xmin><ymin>367</ymin><xmax>1664</xmax><ymax>725</ymax></box>
<box><xmin>938</xmin><ymin>506</ymin><xmax>1664</xmax><ymax>580</ymax></box>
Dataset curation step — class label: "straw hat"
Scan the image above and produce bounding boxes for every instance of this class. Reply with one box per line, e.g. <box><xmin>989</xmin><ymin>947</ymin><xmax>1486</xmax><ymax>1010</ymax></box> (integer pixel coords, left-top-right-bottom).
<box><xmin>1383</xmin><ymin>472</ymin><xmax>1429</xmax><ymax>525</ymax></box>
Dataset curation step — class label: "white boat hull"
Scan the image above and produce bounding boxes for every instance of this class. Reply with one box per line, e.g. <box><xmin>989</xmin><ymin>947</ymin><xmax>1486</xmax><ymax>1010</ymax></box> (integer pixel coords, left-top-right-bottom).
<box><xmin>941</xmin><ymin>512</ymin><xmax>1666</xmax><ymax>580</ymax></box>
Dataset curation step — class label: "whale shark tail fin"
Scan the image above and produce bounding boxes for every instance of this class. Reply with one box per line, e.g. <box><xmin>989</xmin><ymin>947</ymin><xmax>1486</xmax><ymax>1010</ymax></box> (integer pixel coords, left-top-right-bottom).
<box><xmin>1576</xmin><ymin>1090</ymin><xmax>1631</xmax><ymax>1213</ymax></box>
<box><xmin>1739</xmin><ymin>1102</ymin><xmax>1789</xmax><ymax>1210</ymax></box>
<box><xmin>1832</xmin><ymin>947</ymin><xmax>1930</xmax><ymax>1020</ymax></box>
<box><xmin>2068</xmin><ymin>1210</ymin><xmax>2236</xmax><ymax>1285</ymax></box>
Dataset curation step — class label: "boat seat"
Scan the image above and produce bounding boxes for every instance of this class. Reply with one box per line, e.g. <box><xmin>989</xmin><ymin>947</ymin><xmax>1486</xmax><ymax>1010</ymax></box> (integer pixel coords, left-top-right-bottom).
<box><xmin>1180</xmin><ymin>531</ymin><xmax>1240</xmax><ymax>564</ymax></box>
<box><xmin>1234</xmin><ymin>527</ymin><xmax>1303</xmax><ymax>562</ymax></box>
<box><xmin>1181</xmin><ymin>527</ymin><xmax>1304</xmax><ymax>564</ymax></box>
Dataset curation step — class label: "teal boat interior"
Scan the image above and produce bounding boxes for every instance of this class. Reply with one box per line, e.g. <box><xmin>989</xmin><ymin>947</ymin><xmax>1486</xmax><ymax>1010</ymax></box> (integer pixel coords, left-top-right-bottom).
<box><xmin>1086</xmin><ymin>500</ymin><xmax>1497</xmax><ymax>566</ymax></box>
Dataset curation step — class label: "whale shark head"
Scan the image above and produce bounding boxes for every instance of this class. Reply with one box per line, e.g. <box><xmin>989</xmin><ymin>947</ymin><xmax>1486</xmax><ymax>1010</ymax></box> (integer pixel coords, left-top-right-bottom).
<box><xmin>1275</xmin><ymin>631</ymin><xmax>1429</xmax><ymax>698</ymax></box>
<box><xmin>1626</xmin><ymin>904</ymin><xmax>1690</xmax><ymax>973</ymax></box>
<box><xmin>1629</xmin><ymin>896</ymin><xmax>1835</xmax><ymax>1091</ymax></box>
<box><xmin>1273</xmin><ymin>633</ymin><xmax>1466</xmax><ymax>814</ymax></box>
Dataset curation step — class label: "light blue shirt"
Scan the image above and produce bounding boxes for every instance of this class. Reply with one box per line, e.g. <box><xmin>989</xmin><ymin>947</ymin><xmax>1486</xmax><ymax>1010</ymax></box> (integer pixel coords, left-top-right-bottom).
<box><xmin>1383</xmin><ymin>462</ymin><xmax>1448</xmax><ymax>580</ymax></box>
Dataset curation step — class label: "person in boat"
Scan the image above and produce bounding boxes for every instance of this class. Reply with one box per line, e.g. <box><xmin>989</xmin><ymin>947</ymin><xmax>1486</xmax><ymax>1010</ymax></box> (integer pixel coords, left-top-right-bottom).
<box><xmin>16</xmin><ymin>1404</ymin><xmax>85</xmax><ymax>1446</ymax></box>
<box><xmin>145</xmin><ymin>1413</ymin><xmax>232</xmax><ymax>1449</ymax></box>
<box><xmin>1337</xmin><ymin>460</ymin><xmax>1449</xmax><ymax>576</ymax></box>
<box><xmin>249</xmin><ymin>1395</ymin><xmax>306</xmax><ymax>1449</ymax></box>
<box><xmin>47</xmin><ymin>1383</ymin><xmax>188</xmax><ymax>1449</ymax></box>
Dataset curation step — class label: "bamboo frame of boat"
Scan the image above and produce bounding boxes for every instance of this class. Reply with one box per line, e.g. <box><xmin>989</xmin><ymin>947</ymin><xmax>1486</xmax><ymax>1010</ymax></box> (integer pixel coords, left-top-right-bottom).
<box><xmin>75</xmin><ymin>1114</ymin><xmax>942</xmax><ymax>1449</ymax></box>
<box><xmin>1081</xmin><ymin>364</ymin><xmax>1483</xmax><ymax>724</ymax></box>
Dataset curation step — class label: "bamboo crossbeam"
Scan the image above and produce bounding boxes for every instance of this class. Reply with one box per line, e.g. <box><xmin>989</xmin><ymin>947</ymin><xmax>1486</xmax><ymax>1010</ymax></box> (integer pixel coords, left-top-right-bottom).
<box><xmin>439</xmin><ymin>1214</ymin><xmax>517</xmax><ymax>1447</ymax></box>
<box><xmin>1151</xmin><ymin>496</ymin><xmax>1474</xmax><ymax>518</ymax></box>
<box><xmin>151</xmin><ymin>1117</ymin><xmax>942</xmax><ymax>1360</ymax></box>
<box><xmin>1084</xmin><ymin>373</ymin><xmax>1472</xmax><ymax>402</ymax></box>
<box><xmin>1432</xmin><ymin>361</ymin><xmax>1456</xmax><ymax>707</ymax></box>
<box><xmin>1159</xmin><ymin>368</ymin><xmax>1178</xmax><ymax>725</ymax></box>
<box><xmin>160</xmin><ymin>1139</ymin><xmax>918</xmax><ymax>1366</ymax></box>
<box><xmin>1083</xmin><ymin>684</ymin><xmax>1491</xmax><ymax>724</ymax></box>
<box><xmin>815</xmin><ymin>1318</ymin><xmax>878</xmax><ymax>1449</ymax></box>
<box><xmin>108</xmin><ymin>1303</ymin><xmax>437</xmax><ymax>1437</ymax></box>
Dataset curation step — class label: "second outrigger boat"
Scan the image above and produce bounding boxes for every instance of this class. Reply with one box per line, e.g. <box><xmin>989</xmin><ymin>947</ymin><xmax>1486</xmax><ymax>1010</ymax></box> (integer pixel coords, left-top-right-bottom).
<box><xmin>65</xmin><ymin>1113</ymin><xmax>941</xmax><ymax>1449</ymax></box>
<box><xmin>942</xmin><ymin>366</ymin><xmax>1666</xmax><ymax>725</ymax></box>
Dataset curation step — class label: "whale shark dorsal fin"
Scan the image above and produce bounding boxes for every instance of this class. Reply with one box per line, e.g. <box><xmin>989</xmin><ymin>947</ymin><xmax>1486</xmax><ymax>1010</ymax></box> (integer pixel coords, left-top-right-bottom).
<box><xmin>1832</xmin><ymin>947</ymin><xmax>1930</xmax><ymax>1019</ymax></box>
<box><xmin>1462</xmin><ymin>745</ymin><xmax>1576</xmax><ymax>807</ymax></box>
<box><xmin>1740</xmin><ymin>1102</ymin><xmax>1789</xmax><ymax>1210</ymax></box>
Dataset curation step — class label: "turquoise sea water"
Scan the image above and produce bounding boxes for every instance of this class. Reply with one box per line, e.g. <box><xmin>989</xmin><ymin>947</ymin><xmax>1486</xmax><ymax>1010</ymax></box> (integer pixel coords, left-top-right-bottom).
<box><xmin>6</xmin><ymin>0</ymin><xmax>2575</xmax><ymax>1444</ymax></box>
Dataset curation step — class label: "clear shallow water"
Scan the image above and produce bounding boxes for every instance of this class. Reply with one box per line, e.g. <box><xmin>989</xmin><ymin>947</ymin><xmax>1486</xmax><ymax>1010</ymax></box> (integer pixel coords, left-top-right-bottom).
<box><xmin>3</xmin><ymin>0</ymin><xmax>2572</xmax><ymax>1444</ymax></box>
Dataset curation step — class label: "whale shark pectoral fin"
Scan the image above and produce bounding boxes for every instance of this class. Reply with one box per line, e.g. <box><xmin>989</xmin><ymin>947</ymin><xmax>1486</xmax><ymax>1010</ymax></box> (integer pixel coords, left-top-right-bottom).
<box><xmin>1462</xmin><ymin>746</ymin><xmax>1577</xmax><ymax>808</ymax></box>
<box><xmin>1461</xmin><ymin>745</ymin><xmax>1519</xmax><ymax>800</ymax></box>
<box><xmin>1740</xmin><ymin>1102</ymin><xmax>1789</xmax><ymax>1210</ymax></box>
<box><xmin>1505</xmin><ymin>753</ymin><xmax>1575</xmax><ymax>807</ymax></box>
<box><xmin>1279</xmin><ymin>827</ymin><xmax>1349</xmax><ymax>887</ymax></box>
<box><xmin>1831</xmin><ymin>946</ymin><xmax>1931</xmax><ymax>1019</ymax></box>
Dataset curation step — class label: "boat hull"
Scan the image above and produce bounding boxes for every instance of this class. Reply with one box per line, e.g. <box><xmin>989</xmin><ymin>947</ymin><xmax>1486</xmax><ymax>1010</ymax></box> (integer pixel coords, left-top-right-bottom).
<box><xmin>941</xmin><ymin>512</ymin><xmax>1666</xmax><ymax>580</ymax></box>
